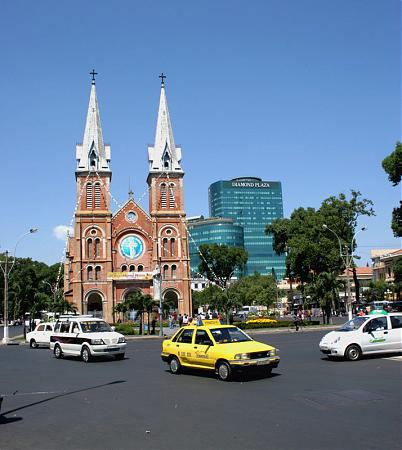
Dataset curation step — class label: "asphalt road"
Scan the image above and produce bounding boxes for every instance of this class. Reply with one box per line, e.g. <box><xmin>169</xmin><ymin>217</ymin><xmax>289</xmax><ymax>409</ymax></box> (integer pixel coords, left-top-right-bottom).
<box><xmin>0</xmin><ymin>330</ymin><xmax>401</xmax><ymax>450</ymax></box>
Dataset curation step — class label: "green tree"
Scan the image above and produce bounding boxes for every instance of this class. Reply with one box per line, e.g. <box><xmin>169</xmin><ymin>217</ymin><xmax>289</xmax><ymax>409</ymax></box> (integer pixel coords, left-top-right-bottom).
<box><xmin>382</xmin><ymin>142</ymin><xmax>402</xmax><ymax>237</ymax></box>
<box><xmin>392</xmin><ymin>257</ymin><xmax>402</xmax><ymax>300</ymax></box>
<box><xmin>229</xmin><ymin>273</ymin><xmax>278</xmax><ymax>310</ymax></box>
<box><xmin>200</xmin><ymin>285</ymin><xmax>241</xmax><ymax>324</ymax></box>
<box><xmin>365</xmin><ymin>280</ymin><xmax>388</xmax><ymax>302</ymax></box>
<box><xmin>266</xmin><ymin>191</ymin><xmax>374</xmax><ymax>300</ymax></box>
<box><xmin>197</xmin><ymin>244</ymin><xmax>248</xmax><ymax>289</ymax></box>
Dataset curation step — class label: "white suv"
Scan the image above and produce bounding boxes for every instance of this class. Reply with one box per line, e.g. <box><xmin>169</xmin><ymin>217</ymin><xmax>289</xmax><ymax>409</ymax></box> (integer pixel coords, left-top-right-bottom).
<box><xmin>50</xmin><ymin>315</ymin><xmax>126</xmax><ymax>362</ymax></box>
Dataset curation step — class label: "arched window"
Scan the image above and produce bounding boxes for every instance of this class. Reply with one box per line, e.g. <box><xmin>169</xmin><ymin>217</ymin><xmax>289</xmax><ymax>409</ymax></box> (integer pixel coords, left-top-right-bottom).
<box><xmin>121</xmin><ymin>265</ymin><xmax>127</xmax><ymax>272</ymax></box>
<box><xmin>87</xmin><ymin>239</ymin><xmax>93</xmax><ymax>258</ymax></box>
<box><xmin>170</xmin><ymin>238</ymin><xmax>175</xmax><ymax>256</ymax></box>
<box><xmin>87</xmin><ymin>266</ymin><xmax>93</xmax><ymax>281</ymax></box>
<box><xmin>95</xmin><ymin>266</ymin><xmax>101</xmax><ymax>281</ymax></box>
<box><xmin>162</xmin><ymin>238</ymin><xmax>168</xmax><ymax>257</ymax></box>
<box><xmin>94</xmin><ymin>183</ymin><xmax>101</xmax><ymax>208</ymax></box>
<box><xmin>171</xmin><ymin>265</ymin><xmax>177</xmax><ymax>279</ymax></box>
<box><xmin>137</xmin><ymin>265</ymin><xmax>143</xmax><ymax>272</ymax></box>
<box><xmin>95</xmin><ymin>238</ymin><xmax>101</xmax><ymax>258</ymax></box>
<box><xmin>86</xmin><ymin>183</ymin><xmax>93</xmax><ymax>208</ymax></box>
<box><xmin>169</xmin><ymin>183</ymin><xmax>175</xmax><ymax>208</ymax></box>
<box><xmin>160</xmin><ymin>183</ymin><xmax>167</xmax><ymax>208</ymax></box>
<box><xmin>129</xmin><ymin>265</ymin><xmax>135</xmax><ymax>272</ymax></box>
<box><xmin>163</xmin><ymin>265</ymin><xmax>169</xmax><ymax>280</ymax></box>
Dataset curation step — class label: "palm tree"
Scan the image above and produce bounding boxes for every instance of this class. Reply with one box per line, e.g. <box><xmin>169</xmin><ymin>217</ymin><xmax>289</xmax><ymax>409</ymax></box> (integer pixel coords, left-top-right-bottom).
<box><xmin>113</xmin><ymin>302</ymin><xmax>128</xmax><ymax>323</ymax></box>
<box><xmin>125</xmin><ymin>290</ymin><xmax>155</xmax><ymax>335</ymax></box>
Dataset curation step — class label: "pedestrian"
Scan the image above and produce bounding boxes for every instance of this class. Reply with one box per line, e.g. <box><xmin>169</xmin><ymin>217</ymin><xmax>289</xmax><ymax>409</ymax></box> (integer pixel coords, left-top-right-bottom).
<box><xmin>151</xmin><ymin>317</ymin><xmax>157</xmax><ymax>335</ymax></box>
<box><xmin>178</xmin><ymin>314</ymin><xmax>183</xmax><ymax>327</ymax></box>
<box><xmin>172</xmin><ymin>311</ymin><xmax>177</xmax><ymax>327</ymax></box>
<box><xmin>182</xmin><ymin>314</ymin><xmax>189</xmax><ymax>326</ymax></box>
<box><xmin>168</xmin><ymin>314</ymin><xmax>173</xmax><ymax>329</ymax></box>
<box><xmin>293</xmin><ymin>313</ymin><xmax>300</xmax><ymax>332</ymax></box>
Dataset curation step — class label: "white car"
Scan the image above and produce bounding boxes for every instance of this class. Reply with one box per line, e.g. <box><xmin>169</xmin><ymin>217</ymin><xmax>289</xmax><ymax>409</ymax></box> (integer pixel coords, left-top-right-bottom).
<box><xmin>319</xmin><ymin>313</ymin><xmax>402</xmax><ymax>361</ymax></box>
<box><xmin>26</xmin><ymin>322</ymin><xmax>55</xmax><ymax>348</ymax></box>
<box><xmin>49</xmin><ymin>315</ymin><xmax>126</xmax><ymax>362</ymax></box>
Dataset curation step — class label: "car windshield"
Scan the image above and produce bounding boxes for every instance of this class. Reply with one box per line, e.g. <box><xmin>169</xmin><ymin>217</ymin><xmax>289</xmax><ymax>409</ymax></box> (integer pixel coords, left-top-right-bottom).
<box><xmin>210</xmin><ymin>327</ymin><xmax>252</xmax><ymax>344</ymax></box>
<box><xmin>81</xmin><ymin>321</ymin><xmax>112</xmax><ymax>333</ymax></box>
<box><xmin>338</xmin><ymin>317</ymin><xmax>367</xmax><ymax>332</ymax></box>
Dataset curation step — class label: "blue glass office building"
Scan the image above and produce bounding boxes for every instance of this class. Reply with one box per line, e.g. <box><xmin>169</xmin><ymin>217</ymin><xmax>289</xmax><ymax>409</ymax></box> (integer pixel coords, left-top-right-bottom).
<box><xmin>209</xmin><ymin>177</ymin><xmax>285</xmax><ymax>279</ymax></box>
<box><xmin>187</xmin><ymin>217</ymin><xmax>244</xmax><ymax>277</ymax></box>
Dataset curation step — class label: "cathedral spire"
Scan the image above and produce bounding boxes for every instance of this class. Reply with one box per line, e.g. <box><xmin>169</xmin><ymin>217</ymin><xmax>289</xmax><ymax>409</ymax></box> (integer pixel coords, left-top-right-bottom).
<box><xmin>148</xmin><ymin>74</ymin><xmax>183</xmax><ymax>173</ymax></box>
<box><xmin>76</xmin><ymin>73</ymin><xmax>111</xmax><ymax>173</ymax></box>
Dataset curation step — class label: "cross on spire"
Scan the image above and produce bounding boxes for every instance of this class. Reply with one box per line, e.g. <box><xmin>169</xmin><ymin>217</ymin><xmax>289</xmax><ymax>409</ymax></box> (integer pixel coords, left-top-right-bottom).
<box><xmin>159</xmin><ymin>72</ymin><xmax>166</xmax><ymax>86</ymax></box>
<box><xmin>90</xmin><ymin>69</ymin><xmax>98</xmax><ymax>85</ymax></box>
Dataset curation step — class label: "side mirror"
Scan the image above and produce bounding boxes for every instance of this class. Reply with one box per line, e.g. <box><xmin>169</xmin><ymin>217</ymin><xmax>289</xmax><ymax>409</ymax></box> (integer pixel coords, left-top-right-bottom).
<box><xmin>111</xmin><ymin>326</ymin><xmax>116</xmax><ymax>332</ymax></box>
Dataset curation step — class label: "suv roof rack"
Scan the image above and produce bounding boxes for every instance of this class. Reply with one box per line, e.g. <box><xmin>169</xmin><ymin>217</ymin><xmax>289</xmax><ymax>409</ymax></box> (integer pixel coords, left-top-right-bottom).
<box><xmin>57</xmin><ymin>314</ymin><xmax>94</xmax><ymax>319</ymax></box>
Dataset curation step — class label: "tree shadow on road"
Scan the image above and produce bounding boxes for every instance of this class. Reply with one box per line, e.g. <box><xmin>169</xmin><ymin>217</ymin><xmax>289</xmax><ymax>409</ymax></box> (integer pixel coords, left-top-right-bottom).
<box><xmin>0</xmin><ymin>380</ymin><xmax>126</xmax><ymax>426</ymax></box>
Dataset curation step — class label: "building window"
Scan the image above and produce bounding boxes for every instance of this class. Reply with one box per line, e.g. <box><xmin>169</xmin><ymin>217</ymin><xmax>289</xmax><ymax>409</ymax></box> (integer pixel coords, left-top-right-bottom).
<box><xmin>94</xmin><ymin>183</ymin><xmax>101</xmax><ymax>208</ymax></box>
<box><xmin>162</xmin><ymin>238</ymin><xmax>168</xmax><ymax>257</ymax></box>
<box><xmin>121</xmin><ymin>265</ymin><xmax>127</xmax><ymax>272</ymax></box>
<box><xmin>160</xmin><ymin>183</ymin><xmax>167</xmax><ymax>208</ymax></box>
<box><xmin>169</xmin><ymin>183</ymin><xmax>175</xmax><ymax>208</ymax></box>
<box><xmin>95</xmin><ymin>266</ymin><xmax>101</xmax><ymax>281</ymax></box>
<box><xmin>129</xmin><ymin>265</ymin><xmax>135</xmax><ymax>272</ymax></box>
<box><xmin>86</xmin><ymin>183</ymin><xmax>93</xmax><ymax>208</ymax></box>
<box><xmin>95</xmin><ymin>238</ymin><xmax>101</xmax><ymax>258</ymax></box>
<box><xmin>170</xmin><ymin>238</ymin><xmax>175</xmax><ymax>256</ymax></box>
<box><xmin>137</xmin><ymin>265</ymin><xmax>143</xmax><ymax>272</ymax></box>
<box><xmin>87</xmin><ymin>239</ymin><xmax>93</xmax><ymax>258</ymax></box>
<box><xmin>87</xmin><ymin>266</ymin><xmax>93</xmax><ymax>281</ymax></box>
<box><xmin>163</xmin><ymin>265</ymin><xmax>169</xmax><ymax>279</ymax></box>
<box><xmin>171</xmin><ymin>265</ymin><xmax>177</xmax><ymax>279</ymax></box>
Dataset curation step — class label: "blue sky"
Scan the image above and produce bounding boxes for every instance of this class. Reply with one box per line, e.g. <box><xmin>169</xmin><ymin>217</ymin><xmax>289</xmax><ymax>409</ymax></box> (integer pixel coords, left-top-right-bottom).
<box><xmin>0</xmin><ymin>0</ymin><xmax>400</xmax><ymax>267</ymax></box>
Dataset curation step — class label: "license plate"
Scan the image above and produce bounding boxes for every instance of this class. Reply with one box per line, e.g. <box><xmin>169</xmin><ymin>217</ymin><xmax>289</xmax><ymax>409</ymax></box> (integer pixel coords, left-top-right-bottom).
<box><xmin>256</xmin><ymin>358</ymin><xmax>270</xmax><ymax>365</ymax></box>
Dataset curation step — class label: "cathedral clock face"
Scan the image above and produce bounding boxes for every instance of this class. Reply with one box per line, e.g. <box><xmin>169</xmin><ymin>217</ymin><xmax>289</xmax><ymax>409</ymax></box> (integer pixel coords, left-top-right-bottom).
<box><xmin>119</xmin><ymin>235</ymin><xmax>145</xmax><ymax>260</ymax></box>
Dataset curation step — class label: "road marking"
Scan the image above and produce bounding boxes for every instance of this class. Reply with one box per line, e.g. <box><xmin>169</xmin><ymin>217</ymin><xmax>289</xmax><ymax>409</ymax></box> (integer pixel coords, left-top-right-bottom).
<box><xmin>1</xmin><ymin>391</ymin><xmax>63</xmax><ymax>397</ymax></box>
<box><xmin>384</xmin><ymin>355</ymin><xmax>402</xmax><ymax>362</ymax></box>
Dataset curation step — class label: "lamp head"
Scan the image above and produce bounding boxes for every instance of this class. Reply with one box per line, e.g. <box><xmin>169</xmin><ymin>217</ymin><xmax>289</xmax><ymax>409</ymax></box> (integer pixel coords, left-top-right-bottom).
<box><xmin>29</xmin><ymin>228</ymin><xmax>38</xmax><ymax>234</ymax></box>
<box><xmin>361</xmin><ymin>226</ymin><xmax>367</xmax><ymax>231</ymax></box>
<box><xmin>322</xmin><ymin>224</ymin><xmax>328</xmax><ymax>230</ymax></box>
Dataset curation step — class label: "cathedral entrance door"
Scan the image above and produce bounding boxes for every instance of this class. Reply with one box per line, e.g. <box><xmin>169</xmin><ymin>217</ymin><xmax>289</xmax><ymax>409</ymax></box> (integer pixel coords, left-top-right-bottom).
<box><xmin>87</xmin><ymin>292</ymin><xmax>103</xmax><ymax>318</ymax></box>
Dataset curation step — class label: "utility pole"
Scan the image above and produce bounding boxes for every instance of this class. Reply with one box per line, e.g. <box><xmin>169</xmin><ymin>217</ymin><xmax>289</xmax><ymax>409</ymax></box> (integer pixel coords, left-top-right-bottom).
<box><xmin>1</xmin><ymin>229</ymin><xmax>39</xmax><ymax>344</ymax></box>
<box><xmin>2</xmin><ymin>252</ymin><xmax>9</xmax><ymax>344</ymax></box>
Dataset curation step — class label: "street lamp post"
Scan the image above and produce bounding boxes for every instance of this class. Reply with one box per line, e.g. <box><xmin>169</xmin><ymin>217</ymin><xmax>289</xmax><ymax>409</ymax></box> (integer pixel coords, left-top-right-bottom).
<box><xmin>1</xmin><ymin>228</ymin><xmax>38</xmax><ymax>344</ymax></box>
<box><xmin>153</xmin><ymin>263</ymin><xmax>163</xmax><ymax>337</ymax></box>
<box><xmin>322</xmin><ymin>224</ymin><xmax>366</xmax><ymax>321</ymax></box>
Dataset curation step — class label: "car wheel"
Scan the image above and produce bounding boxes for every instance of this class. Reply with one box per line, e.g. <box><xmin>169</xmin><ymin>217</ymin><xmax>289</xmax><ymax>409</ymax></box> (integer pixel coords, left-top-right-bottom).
<box><xmin>345</xmin><ymin>344</ymin><xmax>361</xmax><ymax>361</ymax></box>
<box><xmin>217</xmin><ymin>361</ymin><xmax>232</xmax><ymax>381</ymax></box>
<box><xmin>30</xmin><ymin>339</ymin><xmax>38</xmax><ymax>349</ymax></box>
<box><xmin>169</xmin><ymin>356</ymin><xmax>181</xmax><ymax>374</ymax></box>
<box><xmin>81</xmin><ymin>346</ymin><xmax>91</xmax><ymax>363</ymax></box>
<box><xmin>115</xmin><ymin>353</ymin><xmax>125</xmax><ymax>360</ymax></box>
<box><xmin>54</xmin><ymin>344</ymin><xmax>63</xmax><ymax>359</ymax></box>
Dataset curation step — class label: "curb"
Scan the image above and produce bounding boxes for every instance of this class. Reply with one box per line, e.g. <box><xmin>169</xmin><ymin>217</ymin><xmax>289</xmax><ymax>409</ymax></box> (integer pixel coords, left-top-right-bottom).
<box><xmin>1</xmin><ymin>325</ymin><xmax>339</xmax><ymax>346</ymax></box>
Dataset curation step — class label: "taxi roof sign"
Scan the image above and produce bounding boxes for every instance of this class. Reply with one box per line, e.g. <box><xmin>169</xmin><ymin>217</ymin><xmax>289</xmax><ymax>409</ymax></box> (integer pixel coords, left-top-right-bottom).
<box><xmin>199</xmin><ymin>319</ymin><xmax>223</xmax><ymax>326</ymax></box>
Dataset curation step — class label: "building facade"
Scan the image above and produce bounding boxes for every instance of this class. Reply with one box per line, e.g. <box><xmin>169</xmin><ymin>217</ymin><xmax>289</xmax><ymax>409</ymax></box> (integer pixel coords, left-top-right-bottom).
<box><xmin>64</xmin><ymin>77</ymin><xmax>192</xmax><ymax>322</ymax></box>
<box><xmin>371</xmin><ymin>248</ymin><xmax>402</xmax><ymax>283</ymax></box>
<box><xmin>209</xmin><ymin>177</ymin><xmax>285</xmax><ymax>279</ymax></box>
<box><xmin>187</xmin><ymin>216</ymin><xmax>244</xmax><ymax>277</ymax></box>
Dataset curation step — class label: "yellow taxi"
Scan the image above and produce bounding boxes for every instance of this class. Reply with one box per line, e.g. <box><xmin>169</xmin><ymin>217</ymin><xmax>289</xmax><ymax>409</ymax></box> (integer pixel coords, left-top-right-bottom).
<box><xmin>161</xmin><ymin>320</ymin><xmax>280</xmax><ymax>381</ymax></box>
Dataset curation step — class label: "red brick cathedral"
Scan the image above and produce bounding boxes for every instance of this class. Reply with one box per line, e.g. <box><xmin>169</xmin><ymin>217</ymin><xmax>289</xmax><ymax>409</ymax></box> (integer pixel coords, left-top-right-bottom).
<box><xmin>64</xmin><ymin>75</ymin><xmax>192</xmax><ymax>322</ymax></box>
